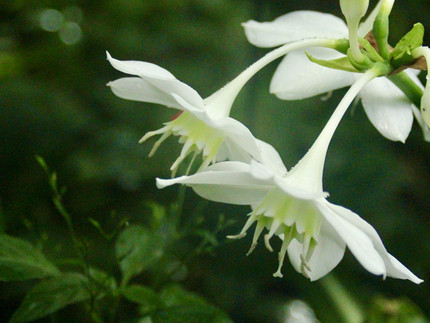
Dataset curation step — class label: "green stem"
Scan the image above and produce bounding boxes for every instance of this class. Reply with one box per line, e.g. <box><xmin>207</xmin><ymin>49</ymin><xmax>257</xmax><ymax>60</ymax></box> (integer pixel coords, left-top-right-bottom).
<box><xmin>373</xmin><ymin>0</ymin><xmax>394</xmax><ymax>59</ymax></box>
<box><xmin>320</xmin><ymin>275</ymin><xmax>364</xmax><ymax>323</ymax></box>
<box><xmin>388</xmin><ymin>71</ymin><xmax>424</xmax><ymax>107</ymax></box>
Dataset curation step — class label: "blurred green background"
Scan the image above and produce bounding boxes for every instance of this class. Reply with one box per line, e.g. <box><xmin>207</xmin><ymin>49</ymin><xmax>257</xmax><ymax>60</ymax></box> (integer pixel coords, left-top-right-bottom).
<box><xmin>1</xmin><ymin>0</ymin><xmax>430</xmax><ymax>322</ymax></box>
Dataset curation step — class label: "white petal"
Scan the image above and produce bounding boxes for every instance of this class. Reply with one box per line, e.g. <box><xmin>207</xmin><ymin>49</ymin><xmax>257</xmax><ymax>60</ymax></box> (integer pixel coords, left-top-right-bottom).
<box><xmin>107</xmin><ymin>77</ymin><xmax>183</xmax><ymax>109</ymax></box>
<box><xmin>210</xmin><ymin>117</ymin><xmax>262</xmax><ymax>161</ymax></box>
<box><xmin>243</xmin><ymin>11</ymin><xmax>347</xmax><ymax>48</ymax></box>
<box><xmin>172</xmin><ymin>94</ymin><xmax>266</xmax><ymax>164</ymax></box>
<box><xmin>249</xmin><ymin>160</ymin><xmax>276</xmax><ymax>181</ymax></box>
<box><xmin>360</xmin><ymin>77</ymin><xmax>413</xmax><ymax>142</ymax></box>
<box><xmin>326</xmin><ymin>202</ymin><xmax>423</xmax><ymax>283</ymax></box>
<box><xmin>270</xmin><ymin>48</ymin><xmax>356</xmax><ymax>100</ymax></box>
<box><xmin>287</xmin><ymin>220</ymin><xmax>346</xmax><ymax>281</ymax></box>
<box><xmin>106</xmin><ymin>51</ymin><xmax>174</xmax><ymax>80</ymax></box>
<box><xmin>216</xmin><ymin>138</ymin><xmax>253</xmax><ymax>163</ymax></box>
<box><xmin>107</xmin><ymin>52</ymin><xmax>204</xmax><ymax>109</ymax></box>
<box><xmin>255</xmin><ymin>139</ymin><xmax>287</xmax><ymax>176</ymax></box>
<box><xmin>318</xmin><ymin>201</ymin><xmax>386</xmax><ymax>276</ymax></box>
<box><xmin>156</xmin><ymin>161</ymin><xmax>272</xmax><ymax>205</ymax></box>
<box><xmin>275</xmin><ymin>176</ymin><xmax>326</xmax><ymax>200</ymax></box>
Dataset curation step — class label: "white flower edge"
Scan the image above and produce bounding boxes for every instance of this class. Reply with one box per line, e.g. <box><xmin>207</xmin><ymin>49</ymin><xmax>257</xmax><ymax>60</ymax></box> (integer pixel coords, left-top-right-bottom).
<box><xmin>156</xmin><ymin>160</ymin><xmax>423</xmax><ymax>283</ymax></box>
<box><xmin>242</xmin><ymin>11</ymin><xmax>348</xmax><ymax>48</ymax></box>
<box><xmin>107</xmin><ymin>52</ymin><xmax>204</xmax><ymax>109</ymax></box>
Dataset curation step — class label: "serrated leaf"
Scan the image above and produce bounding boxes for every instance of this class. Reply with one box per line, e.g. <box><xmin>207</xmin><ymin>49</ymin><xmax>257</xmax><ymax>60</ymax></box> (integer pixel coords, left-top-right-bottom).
<box><xmin>305</xmin><ymin>53</ymin><xmax>359</xmax><ymax>73</ymax></box>
<box><xmin>0</xmin><ymin>234</ymin><xmax>60</xmax><ymax>281</ymax></box>
<box><xmin>10</xmin><ymin>273</ymin><xmax>91</xmax><ymax>322</ymax></box>
<box><xmin>115</xmin><ymin>225</ymin><xmax>165</xmax><ymax>283</ymax></box>
<box><xmin>151</xmin><ymin>285</ymin><xmax>233</xmax><ymax>323</ymax></box>
<box><xmin>390</xmin><ymin>23</ymin><xmax>424</xmax><ymax>67</ymax></box>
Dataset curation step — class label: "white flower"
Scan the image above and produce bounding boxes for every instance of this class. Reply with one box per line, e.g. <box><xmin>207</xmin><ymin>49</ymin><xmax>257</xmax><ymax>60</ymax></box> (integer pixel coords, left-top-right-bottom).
<box><xmin>242</xmin><ymin>9</ymin><xmax>427</xmax><ymax>143</ymax></box>
<box><xmin>106</xmin><ymin>39</ymin><xmax>339</xmax><ymax>174</ymax></box>
<box><xmin>157</xmin><ymin>69</ymin><xmax>423</xmax><ymax>283</ymax></box>
<box><xmin>106</xmin><ymin>52</ymin><xmax>262</xmax><ymax>174</ymax></box>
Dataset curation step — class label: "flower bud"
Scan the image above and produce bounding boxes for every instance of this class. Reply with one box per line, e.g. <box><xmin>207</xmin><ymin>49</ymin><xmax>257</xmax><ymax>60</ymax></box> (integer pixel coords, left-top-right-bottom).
<box><xmin>340</xmin><ymin>0</ymin><xmax>369</xmax><ymax>64</ymax></box>
<box><xmin>340</xmin><ymin>0</ymin><xmax>369</xmax><ymax>23</ymax></box>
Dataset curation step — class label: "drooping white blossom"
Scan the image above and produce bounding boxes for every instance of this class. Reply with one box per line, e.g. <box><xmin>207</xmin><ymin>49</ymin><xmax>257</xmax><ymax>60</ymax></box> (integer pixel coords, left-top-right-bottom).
<box><xmin>157</xmin><ymin>68</ymin><xmax>423</xmax><ymax>283</ymax></box>
<box><xmin>242</xmin><ymin>9</ymin><xmax>428</xmax><ymax>143</ymax></box>
<box><xmin>106</xmin><ymin>39</ymin><xmax>338</xmax><ymax>174</ymax></box>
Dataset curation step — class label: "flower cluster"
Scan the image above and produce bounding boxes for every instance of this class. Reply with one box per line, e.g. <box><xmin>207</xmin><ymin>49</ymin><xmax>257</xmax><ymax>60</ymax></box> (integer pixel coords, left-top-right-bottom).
<box><xmin>107</xmin><ymin>0</ymin><xmax>427</xmax><ymax>283</ymax></box>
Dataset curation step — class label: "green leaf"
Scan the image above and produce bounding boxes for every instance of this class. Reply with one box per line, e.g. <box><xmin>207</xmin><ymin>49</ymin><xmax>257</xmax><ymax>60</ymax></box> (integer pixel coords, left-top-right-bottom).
<box><xmin>115</xmin><ymin>225</ymin><xmax>165</xmax><ymax>284</ymax></box>
<box><xmin>0</xmin><ymin>234</ymin><xmax>60</xmax><ymax>281</ymax></box>
<box><xmin>121</xmin><ymin>285</ymin><xmax>162</xmax><ymax>314</ymax></box>
<box><xmin>305</xmin><ymin>53</ymin><xmax>359</xmax><ymax>73</ymax></box>
<box><xmin>151</xmin><ymin>285</ymin><xmax>233</xmax><ymax>323</ymax></box>
<box><xmin>88</xmin><ymin>267</ymin><xmax>117</xmax><ymax>295</ymax></box>
<box><xmin>10</xmin><ymin>273</ymin><xmax>91</xmax><ymax>322</ymax></box>
<box><xmin>145</xmin><ymin>201</ymin><xmax>167</xmax><ymax>230</ymax></box>
<box><xmin>390</xmin><ymin>23</ymin><xmax>425</xmax><ymax>67</ymax></box>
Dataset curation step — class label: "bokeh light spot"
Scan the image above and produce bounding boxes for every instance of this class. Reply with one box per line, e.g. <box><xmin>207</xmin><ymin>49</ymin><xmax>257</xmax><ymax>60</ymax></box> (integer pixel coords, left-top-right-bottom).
<box><xmin>39</xmin><ymin>9</ymin><xmax>64</xmax><ymax>32</ymax></box>
<box><xmin>59</xmin><ymin>22</ymin><xmax>82</xmax><ymax>45</ymax></box>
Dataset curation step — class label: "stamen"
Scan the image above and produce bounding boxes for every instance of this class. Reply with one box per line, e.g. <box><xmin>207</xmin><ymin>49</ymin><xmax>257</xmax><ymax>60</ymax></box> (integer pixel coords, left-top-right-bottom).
<box><xmin>300</xmin><ymin>254</ymin><xmax>312</xmax><ymax>279</ymax></box>
<box><xmin>170</xmin><ymin>139</ymin><xmax>195</xmax><ymax>173</ymax></box>
<box><xmin>226</xmin><ymin>232</ymin><xmax>246</xmax><ymax>239</ymax></box>
<box><xmin>246</xmin><ymin>220</ymin><xmax>266</xmax><ymax>256</ymax></box>
<box><xmin>139</xmin><ymin>125</ymin><xmax>170</xmax><ymax>144</ymax></box>
<box><xmin>185</xmin><ymin>151</ymin><xmax>198</xmax><ymax>175</ymax></box>
<box><xmin>147</xmin><ymin>131</ymin><xmax>171</xmax><ymax>157</ymax></box>
<box><xmin>273</xmin><ymin>229</ymin><xmax>294</xmax><ymax>278</ymax></box>
<box><xmin>264</xmin><ymin>219</ymin><xmax>281</xmax><ymax>252</ymax></box>
<box><xmin>227</xmin><ymin>213</ymin><xmax>259</xmax><ymax>240</ymax></box>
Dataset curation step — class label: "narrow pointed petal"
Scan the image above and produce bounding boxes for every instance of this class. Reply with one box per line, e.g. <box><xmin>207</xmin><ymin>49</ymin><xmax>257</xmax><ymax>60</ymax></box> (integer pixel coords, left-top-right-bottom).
<box><xmin>360</xmin><ymin>77</ymin><xmax>413</xmax><ymax>142</ymax></box>
<box><xmin>156</xmin><ymin>161</ymin><xmax>272</xmax><ymax>205</ymax></box>
<box><xmin>287</xmin><ymin>220</ymin><xmax>346</xmax><ymax>281</ymax></box>
<box><xmin>270</xmin><ymin>48</ymin><xmax>356</xmax><ymax>100</ymax></box>
<box><xmin>242</xmin><ymin>11</ymin><xmax>347</xmax><ymax>48</ymax></box>
<box><xmin>107</xmin><ymin>51</ymin><xmax>174</xmax><ymax>80</ymax></box>
<box><xmin>107</xmin><ymin>52</ymin><xmax>204</xmax><ymax>108</ymax></box>
<box><xmin>318</xmin><ymin>202</ymin><xmax>386</xmax><ymax>276</ymax></box>
<box><xmin>326</xmin><ymin>202</ymin><xmax>423</xmax><ymax>283</ymax></box>
<box><xmin>108</xmin><ymin>77</ymin><xmax>183</xmax><ymax>109</ymax></box>
<box><xmin>255</xmin><ymin>139</ymin><xmax>287</xmax><ymax>175</ymax></box>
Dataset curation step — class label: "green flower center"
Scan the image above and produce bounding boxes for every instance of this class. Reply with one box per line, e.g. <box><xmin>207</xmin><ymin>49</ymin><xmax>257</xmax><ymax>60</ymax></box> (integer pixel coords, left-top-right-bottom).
<box><xmin>228</xmin><ymin>188</ymin><xmax>323</xmax><ymax>278</ymax></box>
<box><xmin>140</xmin><ymin>111</ymin><xmax>225</xmax><ymax>175</ymax></box>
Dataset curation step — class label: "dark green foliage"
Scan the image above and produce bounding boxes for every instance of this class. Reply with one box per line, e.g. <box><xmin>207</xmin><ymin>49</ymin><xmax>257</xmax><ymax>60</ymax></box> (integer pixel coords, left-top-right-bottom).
<box><xmin>1</xmin><ymin>0</ymin><xmax>430</xmax><ymax>322</ymax></box>
<box><xmin>115</xmin><ymin>225</ymin><xmax>165</xmax><ymax>285</ymax></box>
<box><xmin>0</xmin><ymin>234</ymin><xmax>60</xmax><ymax>281</ymax></box>
<box><xmin>10</xmin><ymin>273</ymin><xmax>91</xmax><ymax>322</ymax></box>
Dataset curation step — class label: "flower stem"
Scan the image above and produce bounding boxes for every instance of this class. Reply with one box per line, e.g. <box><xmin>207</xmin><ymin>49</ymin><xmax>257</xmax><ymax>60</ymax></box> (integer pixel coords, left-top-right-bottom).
<box><xmin>320</xmin><ymin>275</ymin><xmax>364</xmax><ymax>323</ymax></box>
<box><xmin>388</xmin><ymin>71</ymin><xmax>424</xmax><ymax>108</ymax></box>
<box><xmin>204</xmin><ymin>38</ymin><xmax>346</xmax><ymax>117</ymax></box>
